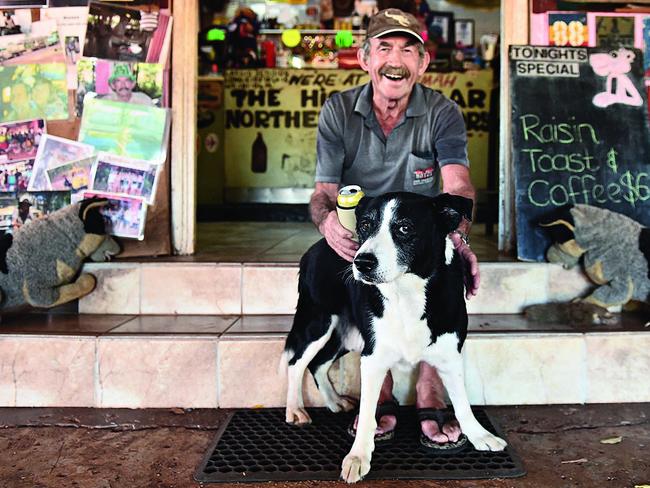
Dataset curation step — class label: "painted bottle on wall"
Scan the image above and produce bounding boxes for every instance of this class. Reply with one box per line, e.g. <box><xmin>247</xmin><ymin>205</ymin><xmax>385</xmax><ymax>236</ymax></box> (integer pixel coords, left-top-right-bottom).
<box><xmin>251</xmin><ymin>132</ymin><xmax>267</xmax><ymax>173</ymax></box>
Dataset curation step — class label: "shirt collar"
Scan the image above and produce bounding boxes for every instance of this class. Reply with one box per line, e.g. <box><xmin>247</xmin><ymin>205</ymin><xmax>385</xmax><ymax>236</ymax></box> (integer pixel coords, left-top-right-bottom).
<box><xmin>354</xmin><ymin>82</ymin><xmax>427</xmax><ymax>118</ymax></box>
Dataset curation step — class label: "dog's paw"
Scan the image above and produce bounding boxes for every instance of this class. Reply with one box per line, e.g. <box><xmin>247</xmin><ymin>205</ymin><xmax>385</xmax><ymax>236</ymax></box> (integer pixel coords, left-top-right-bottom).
<box><xmin>325</xmin><ymin>395</ymin><xmax>357</xmax><ymax>413</ymax></box>
<box><xmin>340</xmin><ymin>454</ymin><xmax>370</xmax><ymax>484</ymax></box>
<box><xmin>468</xmin><ymin>431</ymin><xmax>507</xmax><ymax>451</ymax></box>
<box><xmin>285</xmin><ymin>406</ymin><xmax>312</xmax><ymax>425</ymax></box>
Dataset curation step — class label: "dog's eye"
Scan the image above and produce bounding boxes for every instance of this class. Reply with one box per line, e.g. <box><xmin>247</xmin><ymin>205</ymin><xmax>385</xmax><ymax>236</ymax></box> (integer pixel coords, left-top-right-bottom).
<box><xmin>398</xmin><ymin>224</ymin><xmax>412</xmax><ymax>235</ymax></box>
<box><xmin>359</xmin><ymin>221</ymin><xmax>371</xmax><ymax>233</ymax></box>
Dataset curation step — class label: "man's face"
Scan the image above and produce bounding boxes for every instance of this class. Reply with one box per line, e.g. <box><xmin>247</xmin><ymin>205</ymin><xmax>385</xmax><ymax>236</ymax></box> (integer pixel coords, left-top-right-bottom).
<box><xmin>110</xmin><ymin>77</ymin><xmax>136</xmax><ymax>100</ymax></box>
<box><xmin>358</xmin><ymin>35</ymin><xmax>429</xmax><ymax>103</ymax></box>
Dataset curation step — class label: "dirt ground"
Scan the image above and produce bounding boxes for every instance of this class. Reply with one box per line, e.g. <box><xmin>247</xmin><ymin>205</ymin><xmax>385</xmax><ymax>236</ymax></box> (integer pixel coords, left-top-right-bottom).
<box><xmin>0</xmin><ymin>404</ymin><xmax>648</xmax><ymax>488</ymax></box>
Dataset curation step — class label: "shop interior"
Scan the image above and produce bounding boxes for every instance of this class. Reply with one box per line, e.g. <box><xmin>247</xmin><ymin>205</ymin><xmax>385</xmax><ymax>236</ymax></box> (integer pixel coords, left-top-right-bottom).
<box><xmin>194</xmin><ymin>0</ymin><xmax>504</xmax><ymax>263</ymax></box>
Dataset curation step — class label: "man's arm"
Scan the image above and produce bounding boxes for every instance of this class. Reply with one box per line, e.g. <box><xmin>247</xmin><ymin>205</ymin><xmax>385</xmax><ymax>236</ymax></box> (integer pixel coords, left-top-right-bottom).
<box><xmin>441</xmin><ymin>164</ymin><xmax>479</xmax><ymax>299</ymax></box>
<box><xmin>440</xmin><ymin>164</ymin><xmax>475</xmax><ymax>234</ymax></box>
<box><xmin>310</xmin><ymin>182</ymin><xmax>358</xmax><ymax>262</ymax></box>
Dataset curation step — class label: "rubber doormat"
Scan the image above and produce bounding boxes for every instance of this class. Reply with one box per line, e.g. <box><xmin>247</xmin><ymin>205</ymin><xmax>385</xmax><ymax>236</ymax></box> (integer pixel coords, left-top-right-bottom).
<box><xmin>195</xmin><ymin>407</ymin><xmax>526</xmax><ymax>483</ymax></box>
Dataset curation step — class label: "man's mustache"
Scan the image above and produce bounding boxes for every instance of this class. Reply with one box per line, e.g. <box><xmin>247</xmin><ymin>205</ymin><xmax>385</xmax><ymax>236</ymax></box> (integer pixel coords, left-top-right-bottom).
<box><xmin>379</xmin><ymin>65</ymin><xmax>411</xmax><ymax>78</ymax></box>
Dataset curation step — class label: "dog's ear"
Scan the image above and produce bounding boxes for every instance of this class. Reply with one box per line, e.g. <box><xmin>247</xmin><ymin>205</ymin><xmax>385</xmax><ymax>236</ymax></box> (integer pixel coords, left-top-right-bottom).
<box><xmin>433</xmin><ymin>193</ymin><xmax>473</xmax><ymax>233</ymax></box>
<box><xmin>79</xmin><ymin>197</ymin><xmax>109</xmax><ymax>235</ymax></box>
<box><xmin>538</xmin><ymin>205</ymin><xmax>575</xmax><ymax>243</ymax></box>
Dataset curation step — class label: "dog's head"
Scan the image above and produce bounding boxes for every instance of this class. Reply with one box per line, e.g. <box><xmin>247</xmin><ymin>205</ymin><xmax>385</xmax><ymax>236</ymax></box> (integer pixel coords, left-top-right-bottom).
<box><xmin>352</xmin><ymin>192</ymin><xmax>472</xmax><ymax>284</ymax></box>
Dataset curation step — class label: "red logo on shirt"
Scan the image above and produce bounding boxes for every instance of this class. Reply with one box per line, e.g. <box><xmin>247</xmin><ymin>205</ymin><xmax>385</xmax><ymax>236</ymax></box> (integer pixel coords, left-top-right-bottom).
<box><xmin>413</xmin><ymin>166</ymin><xmax>435</xmax><ymax>185</ymax></box>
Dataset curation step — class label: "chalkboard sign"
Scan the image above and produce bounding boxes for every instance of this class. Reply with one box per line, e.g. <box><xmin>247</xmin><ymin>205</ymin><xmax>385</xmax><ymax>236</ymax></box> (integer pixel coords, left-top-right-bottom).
<box><xmin>510</xmin><ymin>45</ymin><xmax>650</xmax><ymax>261</ymax></box>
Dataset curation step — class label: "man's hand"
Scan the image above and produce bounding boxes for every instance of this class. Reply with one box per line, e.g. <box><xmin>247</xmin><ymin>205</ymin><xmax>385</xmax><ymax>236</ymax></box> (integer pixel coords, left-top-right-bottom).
<box><xmin>319</xmin><ymin>210</ymin><xmax>359</xmax><ymax>262</ymax></box>
<box><xmin>449</xmin><ymin>232</ymin><xmax>480</xmax><ymax>299</ymax></box>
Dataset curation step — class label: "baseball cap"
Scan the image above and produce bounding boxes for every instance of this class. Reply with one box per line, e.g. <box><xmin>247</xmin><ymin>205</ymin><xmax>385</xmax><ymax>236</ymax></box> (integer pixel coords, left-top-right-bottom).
<box><xmin>109</xmin><ymin>64</ymin><xmax>136</xmax><ymax>84</ymax></box>
<box><xmin>366</xmin><ymin>8</ymin><xmax>424</xmax><ymax>44</ymax></box>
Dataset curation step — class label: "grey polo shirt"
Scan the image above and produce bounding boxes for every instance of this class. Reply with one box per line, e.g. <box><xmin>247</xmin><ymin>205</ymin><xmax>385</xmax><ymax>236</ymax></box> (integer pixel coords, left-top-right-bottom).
<box><xmin>316</xmin><ymin>82</ymin><xmax>469</xmax><ymax>197</ymax></box>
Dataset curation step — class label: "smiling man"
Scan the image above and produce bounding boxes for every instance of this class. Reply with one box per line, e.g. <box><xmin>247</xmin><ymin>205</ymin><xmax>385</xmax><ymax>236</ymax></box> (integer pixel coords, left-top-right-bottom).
<box><xmin>309</xmin><ymin>8</ymin><xmax>479</xmax><ymax>453</ymax></box>
<box><xmin>104</xmin><ymin>64</ymin><xmax>153</xmax><ymax>105</ymax></box>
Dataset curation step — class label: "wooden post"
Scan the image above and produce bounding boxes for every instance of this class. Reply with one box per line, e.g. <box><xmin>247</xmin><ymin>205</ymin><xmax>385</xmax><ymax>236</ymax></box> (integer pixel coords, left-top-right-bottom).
<box><xmin>499</xmin><ymin>0</ymin><xmax>529</xmax><ymax>254</ymax></box>
<box><xmin>170</xmin><ymin>0</ymin><xmax>198</xmax><ymax>255</ymax></box>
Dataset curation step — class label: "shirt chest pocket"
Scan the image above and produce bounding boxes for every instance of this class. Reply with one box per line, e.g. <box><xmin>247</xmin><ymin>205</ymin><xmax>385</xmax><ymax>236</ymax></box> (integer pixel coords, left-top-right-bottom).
<box><xmin>405</xmin><ymin>153</ymin><xmax>437</xmax><ymax>193</ymax></box>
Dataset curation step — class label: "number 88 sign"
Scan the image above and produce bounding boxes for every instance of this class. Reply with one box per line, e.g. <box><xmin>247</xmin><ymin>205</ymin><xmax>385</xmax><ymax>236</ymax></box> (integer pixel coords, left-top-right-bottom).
<box><xmin>549</xmin><ymin>16</ymin><xmax>588</xmax><ymax>47</ymax></box>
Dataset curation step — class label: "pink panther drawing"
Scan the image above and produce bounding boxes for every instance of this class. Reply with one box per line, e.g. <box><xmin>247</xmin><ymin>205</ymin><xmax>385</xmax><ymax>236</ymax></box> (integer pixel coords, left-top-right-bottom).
<box><xmin>590</xmin><ymin>48</ymin><xmax>643</xmax><ymax>108</ymax></box>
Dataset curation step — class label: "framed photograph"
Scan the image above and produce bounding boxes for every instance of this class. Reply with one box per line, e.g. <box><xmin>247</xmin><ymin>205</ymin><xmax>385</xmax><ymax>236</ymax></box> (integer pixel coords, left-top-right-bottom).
<box><xmin>28</xmin><ymin>134</ymin><xmax>95</xmax><ymax>191</ymax></box>
<box><xmin>46</xmin><ymin>155</ymin><xmax>96</xmax><ymax>192</ymax></box>
<box><xmin>427</xmin><ymin>11</ymin><xmax>454</xmax><ymax>49</ymax></box>
<box><xmin>0</xmin><ymin>119</ymin><xmax>46</xmax><ymax>163</ymax></box>
<box><xmin>454</xmin><ymin>19</ymin><xmax>475</xmax><ymax>48</ymax></box>
<box><xmin>89</xmin><ymin>152</ymin><xmax>160</xmax><ymax>205</ymax></box>
<box><xmin>82</xmin><ymin>190</ymin><xmax>147</xmax><ymax>240</ymax></box>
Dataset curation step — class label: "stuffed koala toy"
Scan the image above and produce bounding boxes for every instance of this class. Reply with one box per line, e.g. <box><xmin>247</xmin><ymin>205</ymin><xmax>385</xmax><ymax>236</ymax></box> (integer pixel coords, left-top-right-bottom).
<box><xmin>0</xmin><ymin>198</ymin><xmax>120</xmax><ymax>310</ymax></box>
<box><xmin>540</xmin><ymin>204</ymin><xmax>649</xmax><ymax>309</ymax></box>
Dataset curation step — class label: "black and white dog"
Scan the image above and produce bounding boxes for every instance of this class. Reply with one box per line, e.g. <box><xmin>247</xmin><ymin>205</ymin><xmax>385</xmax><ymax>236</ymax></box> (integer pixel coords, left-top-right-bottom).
<box><xmin>282</xmin><ymin>192</ymin><xmax>506</xmax><ymax>483</ymax></box>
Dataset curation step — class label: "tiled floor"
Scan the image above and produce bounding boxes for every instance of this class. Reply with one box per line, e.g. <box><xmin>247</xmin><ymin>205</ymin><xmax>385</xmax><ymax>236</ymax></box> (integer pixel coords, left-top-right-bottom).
<box><xmin>0</xmin><ymin>312</ymin><xmax>648</xmax><ymax>336</ymax></box>
<box><xmin>191</xmin><ymin>222</ymin><xmax>511</xmax><ymax>263</ymax></box>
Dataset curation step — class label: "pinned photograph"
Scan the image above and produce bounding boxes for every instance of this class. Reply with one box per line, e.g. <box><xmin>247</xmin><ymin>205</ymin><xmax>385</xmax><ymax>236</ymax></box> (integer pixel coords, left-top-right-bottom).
<box><xmin>0</xmin><ymin>9</ymin><xmax>33</xmax><ymax>36</ymax></box>
<box><xmin>90</xmin><ymin>152</ymin><xmax>160</xmax><ymax>205</ymax></box>
<box><xmin>0</xmin><ymin>191</ymin><xmax>70</xmax><ymax>234</ymax></box>
<box><xmin>28</xmin><ymin>134</ymin><xmax>94</xmax><ymax>191</ymax></box>
<box><xmin>83</xmin><ymin>2</ymin><xmax>171</xmax><ymax>63</ymax></box>
<box><xmin>0</xmin><ymin>119</ymin><xmax>45</xmax><ymax>163</ymax></box>
<box><xmin>0</xmin><ymin>159</ymin><xmax>32</xmax><ymax>192</ymax></box>
<box><xmin>76</xmin><ymin>59</ymin><xmax>164</xmax><ymax>116</ymax></box>
<box><xmin>82</xmin><ymin>190</ymin><xmax>146</xmax><ymax>240</ymax></box>
<box><xmin>0</xmin><ymin>63</ymin><xmax>68</xmax><ymax>123</ymax></box>
<box><xmin>0</xmin><ymin>19</ymin><xmax>65</xmax><ymax>66</ymax></box>
<box><xmin>79</xmin><ymin>98</ymin><xmax>170</xmax><ymax>163</ymax></box>
<box><xmin>46</xmin><ymin>154</ymin><xmax>96</xmax><ymax>192</ymax></box>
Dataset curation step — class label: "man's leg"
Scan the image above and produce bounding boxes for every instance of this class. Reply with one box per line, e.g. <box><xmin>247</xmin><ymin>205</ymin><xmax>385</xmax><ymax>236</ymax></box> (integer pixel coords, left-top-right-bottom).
<box><xmin>416</xmin><ymin>362</ymin><xmax>462</xmax><ymax>443</ymax></box>
<box><xmin>352</xmin><ymin>371</ymin><xmax>397</xmax><ymax>435</ymax></box>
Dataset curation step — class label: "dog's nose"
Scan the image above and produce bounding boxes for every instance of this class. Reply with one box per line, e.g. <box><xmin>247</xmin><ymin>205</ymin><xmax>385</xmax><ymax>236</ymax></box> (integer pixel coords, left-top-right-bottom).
<box><xmin>354</xmin><ymin>253</ymin><xmax>378</xmax><ymax>273</ymax></box>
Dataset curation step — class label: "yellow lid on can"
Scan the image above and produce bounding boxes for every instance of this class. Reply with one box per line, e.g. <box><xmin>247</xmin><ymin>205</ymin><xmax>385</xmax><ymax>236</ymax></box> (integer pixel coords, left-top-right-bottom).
<box><xmin>337</xmin><ymin>185</ymin><xmax>364</xmax><ymax>209</ymax></box>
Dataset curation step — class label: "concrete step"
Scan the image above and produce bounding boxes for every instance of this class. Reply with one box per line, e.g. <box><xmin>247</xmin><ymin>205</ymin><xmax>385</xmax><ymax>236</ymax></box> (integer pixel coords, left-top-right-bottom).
<box><xmin>0</xmin><ymin>313</ymin><xmax>647</xmax><ymax>408</ymax></box>
<box><xmin>78</xmin><ymin>261</ymin><xmax>593</xmax><ymax>315</ymax></box>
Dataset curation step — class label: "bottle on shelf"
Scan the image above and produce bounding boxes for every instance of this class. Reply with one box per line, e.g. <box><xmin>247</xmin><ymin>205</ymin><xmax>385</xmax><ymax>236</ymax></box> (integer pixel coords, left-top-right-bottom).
<box><xmin>251</xmin><ymin>132</ymin><xmax>267</xmax><ymax>173</ymax></box>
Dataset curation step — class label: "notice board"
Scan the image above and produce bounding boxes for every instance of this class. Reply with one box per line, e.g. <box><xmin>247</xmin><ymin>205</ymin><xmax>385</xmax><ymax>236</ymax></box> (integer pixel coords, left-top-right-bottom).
<box><xmin>510</xmin><ymin>45</ymin><xmax>650</xmax><ymax>261</ymax></box>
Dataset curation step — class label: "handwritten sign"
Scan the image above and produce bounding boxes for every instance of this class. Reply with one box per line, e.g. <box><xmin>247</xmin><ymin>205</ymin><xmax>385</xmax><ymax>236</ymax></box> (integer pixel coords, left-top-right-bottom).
<box><xmin>224</xmin><ymin>69</ymin><xmax>493</xmax><ymax>195</ymax></box>
<box><xmin>510</xmin><ymin>45</ymin><xmax>650</xmax><ymax>261</ymax></box>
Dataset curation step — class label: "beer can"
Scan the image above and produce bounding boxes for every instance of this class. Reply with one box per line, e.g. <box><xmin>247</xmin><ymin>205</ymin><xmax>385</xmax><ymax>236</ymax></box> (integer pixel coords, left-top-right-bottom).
<box><xmin>336</xmin><ymin>185</ymin><xmax>364</xmax><ymax>209</ymax></box>
<box><xmin>336</xmin><ymin>185</ymin><xmax>364</xmax><ymax>239</ymax></box>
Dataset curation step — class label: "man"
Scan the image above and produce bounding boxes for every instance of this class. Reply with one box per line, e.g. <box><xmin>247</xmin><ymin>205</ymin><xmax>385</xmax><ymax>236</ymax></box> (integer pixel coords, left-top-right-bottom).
<box><xmin>103</xmin><ymin>64</ymin><xmax>153</xmax><ymax>105</ymax></box>
<box><xmin>310</xmin><ymin>8</ymin><xmax>479</xmax><ymax>451</ymax></box>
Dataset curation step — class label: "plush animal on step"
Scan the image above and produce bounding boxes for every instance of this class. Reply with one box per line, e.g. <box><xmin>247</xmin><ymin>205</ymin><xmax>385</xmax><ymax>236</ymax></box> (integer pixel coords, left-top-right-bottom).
<box><xmin>0</xmin><ymin>198</ymin><xmax>120</xmax><ymax>311</ymax></box>
<box><xmin>540</xmin><ymin>204</ymin><xmax>649</xmax><ymax>309</ymax></box>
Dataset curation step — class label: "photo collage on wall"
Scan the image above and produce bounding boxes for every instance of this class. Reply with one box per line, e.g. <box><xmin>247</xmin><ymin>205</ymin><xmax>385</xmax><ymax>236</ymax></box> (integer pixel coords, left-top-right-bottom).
<box><xmin>0</xmin><ymin>1</ymin><xmax>172</xmax><ymax>240</ymax></box>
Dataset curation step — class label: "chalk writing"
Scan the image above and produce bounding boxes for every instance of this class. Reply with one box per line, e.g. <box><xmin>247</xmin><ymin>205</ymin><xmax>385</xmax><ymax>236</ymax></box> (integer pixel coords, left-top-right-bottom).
<box><xmin>519</xmin><ymin>114</ymin><xmax>599</xmax><ymax>144</ymax></box>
